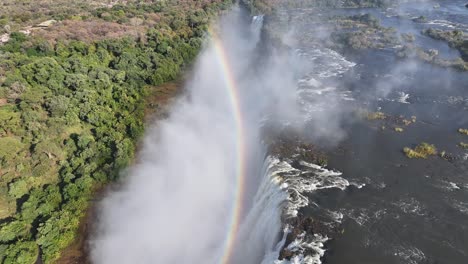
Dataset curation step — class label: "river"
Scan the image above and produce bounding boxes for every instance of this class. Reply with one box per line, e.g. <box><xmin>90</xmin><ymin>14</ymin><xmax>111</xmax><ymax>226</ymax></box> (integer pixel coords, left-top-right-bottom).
<box><xmin>275</xmin><ymin>1</ymin><xmax>468</xmax><ymax>263</ymax></box>
<box><xmin>89</xmin><ymin>1</ymin><xmax>468</xmax><ymax>264</ymax></box>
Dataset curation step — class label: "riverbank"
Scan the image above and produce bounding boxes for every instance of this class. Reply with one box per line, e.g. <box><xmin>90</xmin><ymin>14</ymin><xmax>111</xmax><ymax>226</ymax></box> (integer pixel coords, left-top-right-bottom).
<box><xmin>56</xmin><ymin>79</ymin><xmax>184</xmax><ymax>264</ymax></box>
<box><xmin>0</xmin><ymin>1</ymin><xmax>234</xmax><ymax>262</ymax></box>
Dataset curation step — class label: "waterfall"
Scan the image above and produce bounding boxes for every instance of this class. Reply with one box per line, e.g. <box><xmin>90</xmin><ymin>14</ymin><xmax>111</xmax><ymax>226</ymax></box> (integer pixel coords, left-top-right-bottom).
<box><xmin>229</xmin><ymin>156</ymin><xmax>288</xmax><ymax>264</ymax></box>
<box><xmin>89</xmin><ymin>4</ymin><xmax>350</xmax><ymax>263</ymax></box>
<box><xmin>89</xmin><ymin>6</ymin><xmax>295</xmax><ymax>264</ymax></box>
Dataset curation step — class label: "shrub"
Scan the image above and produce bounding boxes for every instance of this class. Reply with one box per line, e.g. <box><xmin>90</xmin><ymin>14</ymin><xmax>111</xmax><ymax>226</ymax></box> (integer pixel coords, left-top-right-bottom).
<box><xmin>458</xmin><ymin>128</ymin><xmax>468</xmax><ymax>135</ymax></box>
<box><xmin>403</xmin><ymin>142</ymin><xmax>437</xmax><ymax>159</ymax></box>
<box><xmin>366</xmin><ymin>111</ymin><xmax>386</xmax><ymax>120</ymax></box>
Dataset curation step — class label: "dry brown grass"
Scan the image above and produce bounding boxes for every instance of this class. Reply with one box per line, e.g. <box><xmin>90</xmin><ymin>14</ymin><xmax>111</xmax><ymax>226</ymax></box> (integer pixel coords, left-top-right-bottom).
<box><xmin>0</xmin><ymin>0</ymin><xmax>134</xmax><ymax>29</ymax></box>
<box><xmin>32</xmin><ymin>19</ymin><xmax>143</xmax><ymax>44</ymax></box>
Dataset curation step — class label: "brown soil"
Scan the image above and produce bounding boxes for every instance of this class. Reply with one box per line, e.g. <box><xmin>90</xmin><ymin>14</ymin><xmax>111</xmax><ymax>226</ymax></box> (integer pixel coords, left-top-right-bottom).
<box><xmin>33</xmin><ymin>20</ymin><xmax>144</xmax><ymax>45</ymax></box>
<box><xmin>0</xmin><ymin>98</ymin><xmax>8</xmax><ymax>106</ymax></box>
<box><xmin>144</xmin><ymin>80</ymin><xmax>184</xmax><ymax>120</ymax></box>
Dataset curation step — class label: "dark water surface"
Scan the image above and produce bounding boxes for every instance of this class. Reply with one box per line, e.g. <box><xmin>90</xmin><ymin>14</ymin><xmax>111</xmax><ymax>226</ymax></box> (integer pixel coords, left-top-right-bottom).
<box><xmin>283</xmin><ymin>1</ymin><xmax>468</xmax><ymax>263</ymax></box>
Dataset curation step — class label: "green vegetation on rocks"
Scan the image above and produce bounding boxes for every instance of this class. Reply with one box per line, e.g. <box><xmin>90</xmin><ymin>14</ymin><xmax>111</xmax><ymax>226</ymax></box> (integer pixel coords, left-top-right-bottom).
<box><xmin>422</xmin><ymin>28</ymin><xmax>468</xmax><ymax>61</ymax></box>
<box><xmin>366</xmin><ymin>111</ymin><xmax>386</xmax><ymax>120</ymax></box>
<box><xmin>458</xmin><ymin>128</ymin><xmax>468</xmax><ymax>135</ymax></box>
<box><xmin>401</xmin><ymin>33</ymin><xmax>415</xmax><ymax>43</ymax></box>
<box><xmin>418</xmin><ymin>28</ymin><xmax>468</xmax><ymax>70</ymax></box>
<box><xmin>325</xmin><ymin>14</ymin><xmax>400</xmax><ymax>51</ymax></box>
<box><xmin>403</xmin><ymin>142</ymin><xmax>437</xmax><ymax>159</ymax></box>
<box><xmin>0</xmin><ymin>0</ymin><xmax>232</xmax><ymax>263</ymax></box>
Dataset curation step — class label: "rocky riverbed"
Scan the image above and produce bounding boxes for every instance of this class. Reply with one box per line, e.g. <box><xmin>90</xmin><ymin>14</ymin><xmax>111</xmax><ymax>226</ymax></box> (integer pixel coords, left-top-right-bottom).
<box><xmin>260</xmin><ymin>1</ymin><xmax>468</xmax><ymax>263</ymax></box>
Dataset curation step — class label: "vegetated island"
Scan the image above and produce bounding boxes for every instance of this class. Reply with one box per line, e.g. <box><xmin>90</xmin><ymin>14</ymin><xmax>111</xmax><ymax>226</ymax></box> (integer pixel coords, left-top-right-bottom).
<box><xmin>248</xmin><ymin>0</ymin><xmax>468</xmax><ymax>71</ymax></box>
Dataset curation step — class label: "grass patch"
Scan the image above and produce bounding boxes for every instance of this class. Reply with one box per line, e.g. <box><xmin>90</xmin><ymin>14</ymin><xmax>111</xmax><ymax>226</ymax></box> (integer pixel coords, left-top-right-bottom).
<box><xmin>403</xmin><ymin>142</ymin><xmax>437</xmax><ymax>159</ymax></box>
<box><xmin>459</xmin><ymin>142</ymin><xmax>468</xmax><ymax>149</ymax></box>
<box><xmin>394</xmin><ymin>127</ymin><xmax>404</xmax><ymax>132</ymax></box>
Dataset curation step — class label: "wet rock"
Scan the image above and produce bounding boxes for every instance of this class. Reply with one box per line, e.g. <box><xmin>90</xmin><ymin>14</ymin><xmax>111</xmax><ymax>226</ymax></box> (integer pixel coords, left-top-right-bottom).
<box><xmin>279</xmin><ymin>214</ymin><xmax>341</xmax><ymax>261</ymax></box>
<box><xmin>440</xmin><ymin>151</ymin><xmax>460</xmax><ymax>163</ymax></box>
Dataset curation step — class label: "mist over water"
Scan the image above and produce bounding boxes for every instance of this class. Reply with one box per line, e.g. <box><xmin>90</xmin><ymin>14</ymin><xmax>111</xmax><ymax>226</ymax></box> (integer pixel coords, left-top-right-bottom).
<box><xmin>89</xmin><ymin>1</ymin><xmax>468</xmax><ymax>263</ymax></box>
<box><xmin>91</xmin><ymin>6</ymin><xmax>301</xmax><ymax>264</ymax></box>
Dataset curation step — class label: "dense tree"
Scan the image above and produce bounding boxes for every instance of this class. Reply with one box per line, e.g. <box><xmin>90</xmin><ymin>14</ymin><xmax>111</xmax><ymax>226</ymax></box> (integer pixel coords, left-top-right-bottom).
<box><xmin>0</xmin><ymin>0</ymin><xmax>232</xmax><ymax>262</ymax></box>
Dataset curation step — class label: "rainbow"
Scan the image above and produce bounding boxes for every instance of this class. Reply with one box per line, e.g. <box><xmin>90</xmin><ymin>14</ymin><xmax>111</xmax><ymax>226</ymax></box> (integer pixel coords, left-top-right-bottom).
<box><xmin>208</xmin><ymin>27</ymin><xmax>246</xmax><ymax>264</ymax></box>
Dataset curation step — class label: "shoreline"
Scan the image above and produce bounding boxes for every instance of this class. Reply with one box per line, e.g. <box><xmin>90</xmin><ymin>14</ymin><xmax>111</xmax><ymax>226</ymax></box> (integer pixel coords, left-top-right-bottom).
<box><xmin>0</xmin><ymin>1</ymin><xmax>237</xmax><ymax>262</ymax></box>
<box><xmin>56</xmin><ymin>79</ymin><xmax>185</xmax><ymax>263</ymax></box>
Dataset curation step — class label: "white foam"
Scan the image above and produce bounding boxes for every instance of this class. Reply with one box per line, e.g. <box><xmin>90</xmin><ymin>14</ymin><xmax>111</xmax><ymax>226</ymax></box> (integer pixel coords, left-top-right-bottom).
<box><xmin>372</xmin><ymin>209</ymin><xmax>387</xmax><ymax>220</ymax></box>
<box><xmin>393</xmin><ymin>245</ymin><xmax>426</xmax><ymax>264</ymax></box>
<box><xmin>426</xmin><ymin>19</ymin><xmax>467</xmax><ymax>30</ymax></box>
<box><xmin>345</xmin><ymin>207</ymin><xmax>388</xmax><ymax>227</ymax></box>
<box><xmin>347</xmin><ymin>209</ymin><xmax>371</xmax><ymax>226</ymax></box>
<box><xmin>393</xmin><ymin>197</ymin><xmax>426</xmax><ymax>216</ymax></box>
<box><xmin>449</xmin><ymin>182</ymin><xmax>461</xmax><ymax>190</ymax></box>
<box><xmin>274</xmin><ymin>231</ymin><xmax>329</xmax><ymax>264</ymax></box>
<box><xmin>351</xmin><ymin>182</ymin><xmax>366</xmax><ymax>189</ymax></box>
<box><xmin>299</xmin><ymin>86</ymin><xmax>336</xmax><ymax>95</ymax></box>
<box><xmin>452</xmin><ymin>201</ymin><xmax>468</xmax><ymax>215</ymax></box>
<box><xmin>397</xmin><ymin>92</ymin><xmax>410</xmax><ymax>104</ymax></box>
<box><xmin>326</xmin><ymin>210</ymin><xmax>344</xmax><ymax>224</ymax></box>
<box><xmin>264</xmin><ymin>156</ymin><xmax>350</xmax><ymax>264</ymax></box>
<box><xmin>435</xmin><ymin>180</ymin><xmax>462</xmax><ymax>191</ymax></box>
<box><xmin>297</xmin><ymin>48</ymin><xmax>356</xmax><ymax>79</ymax></box>
<box><xmin>230</xmin><ymin>156</ymin><xmax>288</xmax><ymax>264</ymax></box>
<box><xmin>298</xmin><ymin>77</ymin><xmax>322</xmax><ymax>88</ymax></box>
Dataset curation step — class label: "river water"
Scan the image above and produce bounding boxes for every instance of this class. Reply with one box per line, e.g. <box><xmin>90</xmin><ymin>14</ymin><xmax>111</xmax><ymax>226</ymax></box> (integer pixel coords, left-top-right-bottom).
<box><xmin>90</xmin><ymin>2</ymin><xmax>468</xmax><ymax>264</ymax></box>
<box><xmin>272</xmin><ymin>1</ymin><xmax>468</xmax><ymax>263</ymax></box>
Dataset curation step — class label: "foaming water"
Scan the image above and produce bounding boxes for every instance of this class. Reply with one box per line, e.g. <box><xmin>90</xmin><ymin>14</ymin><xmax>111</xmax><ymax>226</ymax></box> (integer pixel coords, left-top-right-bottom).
<box><xmin>90</xmin><ymin>3</ymin><xmax>373</xmax><ymax>263</ymax></box>
<box><xmin>296</xmin><ymin>48</ymin><xmax>357</xmax><ymax>79</ymax></box>
<box><xmin>259</xmin><ymin>156</ymin><xmax>352</xmax><ymax>264</ymax></box>
<box><xmin>230</xmin><ymin>156</ymin><xmax>288</xmax><ymax>264</ymax></box>
<box><xmin>265</xmin><ymin>3</ymin><xmax>468</xmax><ymax>264</ymax></box>
<box><xmin>90</xmin><ymin>6</ymin><xmax>308</xmax><ymax>264</ymax></box>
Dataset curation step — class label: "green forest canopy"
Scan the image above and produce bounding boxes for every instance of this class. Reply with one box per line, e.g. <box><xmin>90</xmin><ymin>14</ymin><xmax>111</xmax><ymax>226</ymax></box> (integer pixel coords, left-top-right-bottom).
<box><xmin>0</xmin><ymin>0</ymin><xmax>232</xmax><ymax>263</ymax></box>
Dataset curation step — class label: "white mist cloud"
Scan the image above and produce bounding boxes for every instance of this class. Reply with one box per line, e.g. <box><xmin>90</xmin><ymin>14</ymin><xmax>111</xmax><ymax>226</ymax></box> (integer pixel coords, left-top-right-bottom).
<box><xmin>90</xmin><ymin>7</ymin><xmax>287</xmax><ymax>264</ymax></box>
<box><xmin>91</xmin><ymin>4</ymin><xmax>354</xmax><ymax>264</ymax></box>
